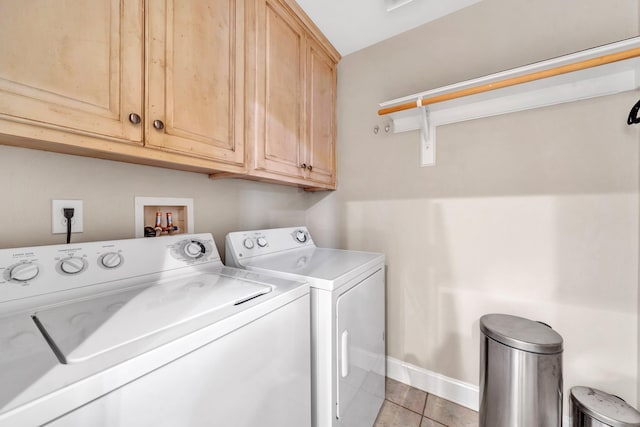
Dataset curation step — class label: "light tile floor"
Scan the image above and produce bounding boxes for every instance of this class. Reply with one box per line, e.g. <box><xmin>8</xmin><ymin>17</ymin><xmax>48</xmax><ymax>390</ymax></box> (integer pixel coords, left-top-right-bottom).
<box><xmin>375</xmin><ymin>378</ymin><xmax>478</xmax><ymax>427</ymax></box>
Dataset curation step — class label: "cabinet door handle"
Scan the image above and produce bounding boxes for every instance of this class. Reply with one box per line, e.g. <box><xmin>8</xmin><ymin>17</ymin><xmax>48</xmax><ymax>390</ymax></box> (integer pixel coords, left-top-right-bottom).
<box><xmin>300</xmin><ymin>163</ymin><xmax>307</xmax><ymax>169</ymax></box>
<box><xmin>128</xmin><ymin>113</ymin><xmax>141</xmax><ymax>125</ymax></box>
<box><xmin>307</xmin><ymin>165</ymin><xmax>313</xmax><ymax>171</ymax></box>
<box><xmin>153</xmin><ymin>120</ymin><xmax>165</xmax><ymax>130</ymax></box>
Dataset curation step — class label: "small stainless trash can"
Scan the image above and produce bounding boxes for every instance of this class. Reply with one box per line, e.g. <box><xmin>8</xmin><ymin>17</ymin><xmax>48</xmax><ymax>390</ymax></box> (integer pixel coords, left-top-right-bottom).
<box><xmin>570</xmin><ymin>386</ymin><xmax>640</xmax><ymax>427</ymax></box>
<box><xmin>479</xmin><ymin>314</ymin><xmax>563</xmax><ymax>427</ymax></box>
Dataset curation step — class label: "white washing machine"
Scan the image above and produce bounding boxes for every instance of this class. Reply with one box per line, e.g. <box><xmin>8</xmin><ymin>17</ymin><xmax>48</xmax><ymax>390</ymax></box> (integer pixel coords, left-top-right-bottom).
<box><xmin>225</xmin><ymin>226</ymin><xmax>385</xmax><ymax>427</ymax></box>
<box><xmin>0</xmin><ymin>233</ymin><xmax>311</xmax><ymax>427</ymax></box>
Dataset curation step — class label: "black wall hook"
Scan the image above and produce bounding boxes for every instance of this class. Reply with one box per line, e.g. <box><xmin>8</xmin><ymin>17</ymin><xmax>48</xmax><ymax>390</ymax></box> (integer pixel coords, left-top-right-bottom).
<box><xmin>627</xmin><ymin>100</ymin><xmax>640</xmax><ymax>125</ymax></box>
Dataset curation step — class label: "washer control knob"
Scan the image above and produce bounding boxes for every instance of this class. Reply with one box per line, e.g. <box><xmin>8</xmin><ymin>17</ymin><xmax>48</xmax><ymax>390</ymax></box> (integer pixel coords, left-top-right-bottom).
<box><xmin>243</xmin><ymin>238</ymin><xmax>254</xmax><ymax>249</ymax></box>
<box><xmin>184</xmin><ymin>241</ymin><xmax>205</xmax><ymax>258</ymax></box>
<box><xmin>256</xmin><ymin>237</ymin><xmax>268</xmax><ymax>248</ymax></box>
<box><xmin>295</xmin><ymin>230</ymin><xmax>308</xmax><ymax>243</ymax></box>
<box><xmin>59</xmin><ymin>257</ymin><xmax>86</xmax><ymax>275</ymax></box>
<box><xmin>100</xmin><ymin>252</ymin><xmax>123</xmax><ymax>269</ymax></box>
<box><xmin>9</xmin><ymin>262</ymin><xmax>39</xmax><ymax>282</ymax></box>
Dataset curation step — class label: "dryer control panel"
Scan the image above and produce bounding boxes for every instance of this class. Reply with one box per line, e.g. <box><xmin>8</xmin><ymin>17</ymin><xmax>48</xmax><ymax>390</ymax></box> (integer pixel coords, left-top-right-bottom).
<box><xmin>225</xmin><ymin>226</ymin><xmax>315</xmax><ymax>264</ymax></box>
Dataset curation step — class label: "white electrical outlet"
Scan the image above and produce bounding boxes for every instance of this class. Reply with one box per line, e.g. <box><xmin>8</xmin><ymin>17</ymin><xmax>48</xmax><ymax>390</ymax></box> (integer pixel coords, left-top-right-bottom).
<box><xmin>52</xmin><ymin>200</ymin><xmax>84</xmax><ymax>234</ymax></box>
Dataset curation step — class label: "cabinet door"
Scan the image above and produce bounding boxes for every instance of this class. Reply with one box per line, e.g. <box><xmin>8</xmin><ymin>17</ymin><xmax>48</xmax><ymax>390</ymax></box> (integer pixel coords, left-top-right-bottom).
<box><xmin>0</xmin><ymin>0</ymin><xmax>143</xmax><ymax>143</ymax></box>
<box><xmin>146</xmin><ymin>0</ymin><xmax>245</xmax><ymax>166</ymax></box>
<box><xmin>306</xmin><ymin>39</ymin><xmax>337</xmax><ymax>186</ymax></box>
<box><xmin>250</xmin><ymin>0</ymin><xmax>306</xmax><ymax>178</ymax></box>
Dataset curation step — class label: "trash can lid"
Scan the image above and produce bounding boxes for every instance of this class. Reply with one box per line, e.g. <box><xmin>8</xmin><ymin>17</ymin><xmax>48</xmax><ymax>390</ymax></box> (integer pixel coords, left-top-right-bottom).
<box><xmin>479</xmin><ymin>314</ymin><xmax>563</xmax><ymax>354</ymax></box>
<box><xmin>570</xmin><ymin>386</ymin><xmax>640</xmax><ymax>427</ymax></box>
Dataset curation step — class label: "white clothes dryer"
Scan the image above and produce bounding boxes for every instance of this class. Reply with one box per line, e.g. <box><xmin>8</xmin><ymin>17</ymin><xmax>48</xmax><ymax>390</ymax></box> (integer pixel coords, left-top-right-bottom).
<box><xmin>226</xmin><ymin>226</ymin><xmax>385</xmax><ymax>427</ymax></box>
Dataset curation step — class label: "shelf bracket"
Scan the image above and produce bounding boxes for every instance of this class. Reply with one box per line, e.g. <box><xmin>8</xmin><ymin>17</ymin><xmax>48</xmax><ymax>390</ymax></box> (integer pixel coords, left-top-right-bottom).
<box><xmin>419</xmin><ymin>104</ymin><xmax>435</xmax><ymax>166</ymax></box>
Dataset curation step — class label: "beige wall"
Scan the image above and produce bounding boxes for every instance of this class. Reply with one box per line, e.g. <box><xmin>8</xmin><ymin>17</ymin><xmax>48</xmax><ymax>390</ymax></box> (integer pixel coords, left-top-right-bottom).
<box><xmin>0</xmin><ymin>145</ymin><xmax>312</xmax><ymax>256</ymax></box>
<box><xmin>2</xmin><ymin>0</ymin><xmax>639</xmax><ymax>412</ymax></box>
<box><xmin>307</xmin><ymin>0</ymin><xmax>640</xmax><ymax>408</ymax></box>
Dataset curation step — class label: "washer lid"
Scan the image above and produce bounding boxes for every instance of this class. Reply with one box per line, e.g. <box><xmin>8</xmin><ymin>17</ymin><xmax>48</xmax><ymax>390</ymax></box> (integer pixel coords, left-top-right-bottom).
<box><xmin>479</xmin><ymin>314</ymin><xmax>563</xmax><ymax>354</ymax></box>
<box><xmin>571</xmin><ymin>387</ymin><xmax>640</xmax><ymax>427</ymax></box>
<box><xmin>33</xmin><ymin>273</ymin><xmax>272</xmax><ymax>364</ymax></box>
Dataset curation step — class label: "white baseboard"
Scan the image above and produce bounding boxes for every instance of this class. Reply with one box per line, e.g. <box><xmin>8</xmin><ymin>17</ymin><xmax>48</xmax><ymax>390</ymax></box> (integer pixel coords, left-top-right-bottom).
<box><xmin>386</xmin><ymin>356</ymin><xmax>479</xmax><ymax>411</ymax></box>
<box><xmin>386</xmin><ymin>357</ymin><xmax>572</xmax><ymax>426</ymax></box>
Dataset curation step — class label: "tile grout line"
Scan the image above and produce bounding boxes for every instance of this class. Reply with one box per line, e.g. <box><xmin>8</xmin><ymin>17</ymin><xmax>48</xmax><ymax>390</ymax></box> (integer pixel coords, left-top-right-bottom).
<box><xmin>384</xmin><ymin>398</ymin><xmax>424</xmax><ymax>418</ymax></box>
<box><xmin>381</xmin><ymin>397</ymin><xmax>456</xmax><ymax>427</ymax></box>
<box><xmin>385</xmin><ymin>378</ymin><xmax>476</xmax><ymax>427</ymax></box>
<box><xmin>385</xmin><ymin>380</ymin><xmax>430</xmax><ymax>426</ymax></box>
<box><xmin>421</xmin><ymin>393</ymin><xmax>429</xmax><ymax>417</ymax></box>
<box><xmin>382</xmin><ymin>380</ymin><xmax>478</xmax><ymax>427</ymax></box>
<box><xmin>382</xmin><ymin>394</ymin><xmax>436</xmax><ymax>427</ymax></box>
<box><xmin>422</xmin><ymin>394</ymin><xmax>448</xmax><ymax>427</ymax></box>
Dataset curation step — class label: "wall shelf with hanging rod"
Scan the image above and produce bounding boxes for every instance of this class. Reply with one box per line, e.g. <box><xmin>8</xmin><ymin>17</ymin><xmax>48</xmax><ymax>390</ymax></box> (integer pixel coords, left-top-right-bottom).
<box><xmin>378</xmin><ymin>37</ymin><xmax>640</xmax><ymax>166</ymax></box>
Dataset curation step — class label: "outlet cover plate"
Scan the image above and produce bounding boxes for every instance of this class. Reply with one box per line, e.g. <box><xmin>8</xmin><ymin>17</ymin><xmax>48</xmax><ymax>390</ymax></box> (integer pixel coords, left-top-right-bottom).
<box><xmin>52</xmin><ymin>200</ymin><xmax>84</xmax><ymax>234</ymax></box>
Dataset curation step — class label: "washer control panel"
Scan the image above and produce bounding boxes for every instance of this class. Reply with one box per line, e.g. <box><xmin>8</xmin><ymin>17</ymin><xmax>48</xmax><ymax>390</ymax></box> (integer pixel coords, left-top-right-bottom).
<box><xmin>225</xmin><ymin>226</ymin><xmax>315</xmax><ymax>264</ymax></box>
<box><xmin>0</xmin><ymin>233</ymin><xmax>221</xmax><ymax>304</ymax></box>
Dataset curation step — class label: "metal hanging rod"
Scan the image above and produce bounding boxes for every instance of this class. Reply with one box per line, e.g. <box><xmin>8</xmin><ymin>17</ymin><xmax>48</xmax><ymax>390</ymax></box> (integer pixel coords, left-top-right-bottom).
<box><xmin>378</xmin><ymin>47</ymin><xmax>640</xmax><ymax>116</ymax></box>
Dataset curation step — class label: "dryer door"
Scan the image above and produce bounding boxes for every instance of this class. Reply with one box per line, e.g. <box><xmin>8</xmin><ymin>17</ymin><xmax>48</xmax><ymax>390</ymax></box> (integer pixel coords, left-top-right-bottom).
<box><xmin>336</xmin><ymin>267</ymin><xmax>385</xmax><ymax>427</ymax></box>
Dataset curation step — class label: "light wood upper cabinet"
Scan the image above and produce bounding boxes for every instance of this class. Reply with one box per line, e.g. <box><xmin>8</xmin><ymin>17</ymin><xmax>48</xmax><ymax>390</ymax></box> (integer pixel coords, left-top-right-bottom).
<box><xmin>0</xmin><ymin>0</ymin><xmax>338</xmax><ymax>187</ymax></box>
<box><xmin>146</xmin><ymin>0</ymin><xmax>244</xmax><ymax>166</ymax></box>
<box><xmin>0</xmin><ymin>0</ymin><xmax>246</xmax><ymax>174</ymax></box>
<box><xmin>0</xmin><ymin>0</ymin><xmax>143</xmax><ymax>143</ymax></box>
<box><xmin>250</xmin><ymin>0</ymin><xmax>306</xmax><ymax>179</ymax></box>
<box><xmin>306</xmin><ymin>38</ymin><xmax>337</xmax><ymax>185</ymax></box>
<box><xmin>245</xmin><ymin>0</ymin><xmax>340</xmax><ymax>190</ymax></box>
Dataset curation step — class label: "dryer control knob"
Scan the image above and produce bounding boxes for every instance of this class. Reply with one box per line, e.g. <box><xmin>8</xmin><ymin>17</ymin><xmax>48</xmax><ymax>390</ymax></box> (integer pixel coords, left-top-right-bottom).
<box><xmin>59</xmin><ymin>257</ymin><xmax>86</xmax><ymax>275</ymax></box>
<box><xmin>184</xmin><ymin>241</ymin><xmax>205</xmax><ymax>258</ymax></box>
<box><xmin>100</xmin><ymin>252</ymin><xmax>123</xmax><ymax>269</ymax></box>
<box><xmin>9</xmin><ymin>262</ymin><xmax>39</xmax><ymax>282</ymax></box>
<box><xmin>295</xmin><ymin>230</ymin><xmax>308</xmax><ymax>243</ymax></box>
<box><xmin>257</xmin><ymin>237</ymin><xmax>268</xmax><ymax>248</ymax></box>
<box><xmin>243</xmin><ymin>238</ymin><xmax>255</xmax><ymax>249</ymax></box>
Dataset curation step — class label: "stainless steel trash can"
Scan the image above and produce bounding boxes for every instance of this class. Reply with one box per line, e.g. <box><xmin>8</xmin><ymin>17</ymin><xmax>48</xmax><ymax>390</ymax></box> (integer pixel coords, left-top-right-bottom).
<box><xmin>570</xmin><ymin>386</ymin><xmax>640</xmax><ymax>427</ymax></box>
<box><xmin>479</xmin><ymin>314</ymin><xmax>563</xmax><ymax>427</ymax></box>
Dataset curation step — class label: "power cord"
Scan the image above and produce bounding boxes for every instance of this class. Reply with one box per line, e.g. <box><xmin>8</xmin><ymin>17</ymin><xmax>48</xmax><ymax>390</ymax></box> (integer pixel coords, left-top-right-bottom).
<box><xmin>64</xmin><ymin>208</ymin><xmax>75</xmax><ymax>244</ymax></box>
